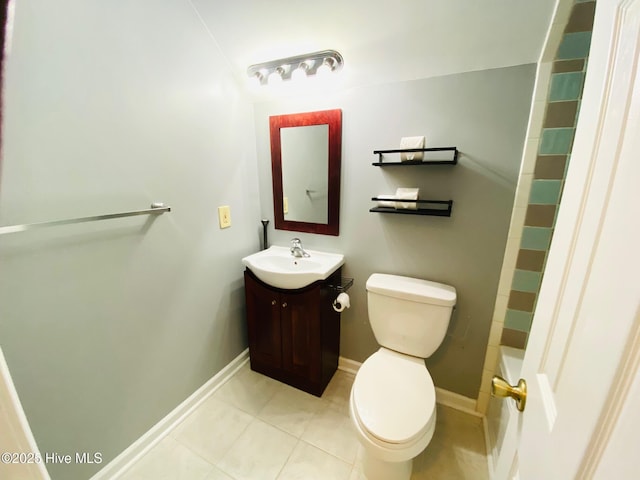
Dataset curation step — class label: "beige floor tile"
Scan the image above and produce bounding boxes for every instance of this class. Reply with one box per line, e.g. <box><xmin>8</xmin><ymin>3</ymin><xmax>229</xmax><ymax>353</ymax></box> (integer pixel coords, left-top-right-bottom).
<box><xmin>122</xmin><ymin>368</ymin><xmax>490</xmax><ymax>480</ymax></box>
<box><xmin>301</xmin><ymin>403</ymin><xmax>360</xmax><ymax>464</ymax></box>
<box><xmin>277</xmin><ymin>441</ymin><xmax>352</xmax><ymax>480</ymax></box>
<box><xmin>410</xmin><ymin>405</ymin><xmax>489</xmax><ymax>480</ymax></box>
<box><xmin>119</xmin><ymin>436</ymin><xmax>214</xmax><ymax>480</ymax></box>
<box><xmin>214</xmin><ymin>363</ymin><xmax>282</xmax><ymax>415</ymax></box>
<box><xmin>203</xmin><ymin>466</ymin><xmax>234</xmax><ymax>480</ymax></box>
<box><xmin>433</xmin><ymin>405</ymin><xmax>487</xmax><ymax>453</ymax></box>
<box><xmin>217</xmin><ymin>418</ymin><xmax>298</xmax><ymax>480</ymax></box>
<box><xmin>258</xmin><ymin>383</ymin><xmax>324</xmax><ymax>437</ymax></box>
<box><xmin>348</xmin><ymin>465</ymin><xmax>367</xmax><ymax>480</ymax></box>
<box><xmin>171</xmin><ymin>396</ymin><xmax>253</xmax><ymax>464</ymax></box>
<box><xmin>321</xmin><ymin>370</ymin><xmax>355</xmax><ymax>412</ymax></box>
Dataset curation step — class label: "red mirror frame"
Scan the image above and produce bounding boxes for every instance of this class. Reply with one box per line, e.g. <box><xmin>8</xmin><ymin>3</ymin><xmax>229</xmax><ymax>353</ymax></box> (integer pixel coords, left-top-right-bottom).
<box><xmin>269</xmin><ymin>109</ymin><xmax>342</xmax><ymax>236</ymax></box>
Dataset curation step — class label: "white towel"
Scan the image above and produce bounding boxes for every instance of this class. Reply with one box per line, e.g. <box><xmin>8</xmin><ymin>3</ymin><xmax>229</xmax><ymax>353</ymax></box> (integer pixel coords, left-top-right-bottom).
<box><xmin>376</xmin><ymin>194</ymin><xmax>397</xmax><ymax>208</ymax></box>
<box><xmin>400</xmin><ymin>136</ymin><xmax>425</xmax><ymax>161</ymax></box>
<box><xmin>395</xmin><ymin>187</ymin><xmax>419</xmax><ymax>210</ymax></box>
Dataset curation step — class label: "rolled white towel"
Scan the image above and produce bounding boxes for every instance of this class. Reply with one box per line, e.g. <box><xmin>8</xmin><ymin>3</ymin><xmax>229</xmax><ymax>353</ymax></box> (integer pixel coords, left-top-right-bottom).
<box><xmin>376</xmin><ymin>194</ymin><xmax>397</xmax><ymax>208</ymax></box>
<box><xmin>400</xmin><ymin>136</ymin><xmax>425</xmax><ymax>161</ymax></box>
<box><xmin>395</xmin><ymin>187</ymin><xmax>419</xmax><ymax>210</ymax></box>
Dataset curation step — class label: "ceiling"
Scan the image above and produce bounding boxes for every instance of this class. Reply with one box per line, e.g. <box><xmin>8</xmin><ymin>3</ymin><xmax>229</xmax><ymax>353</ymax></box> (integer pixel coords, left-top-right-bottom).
<box><xmin>191</xmin><ymin>0</ymin><xmax>557</xmax><ymax>94</ymax></box>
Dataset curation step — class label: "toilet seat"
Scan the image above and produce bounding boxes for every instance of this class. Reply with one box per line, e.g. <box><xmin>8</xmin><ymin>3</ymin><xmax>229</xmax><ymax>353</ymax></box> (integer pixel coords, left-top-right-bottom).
<box><xmin>352</xmin><ymin>348</ymin><xmax>436</xmax><ymax>445</ymax></box>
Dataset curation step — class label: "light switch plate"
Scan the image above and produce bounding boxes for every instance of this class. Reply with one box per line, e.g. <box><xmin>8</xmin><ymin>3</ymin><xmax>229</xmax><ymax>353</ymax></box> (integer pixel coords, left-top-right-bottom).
<box><xmin>218</xmin><ymin>205</ymin><xmax>231</xmax><ymax>228</ymax></box>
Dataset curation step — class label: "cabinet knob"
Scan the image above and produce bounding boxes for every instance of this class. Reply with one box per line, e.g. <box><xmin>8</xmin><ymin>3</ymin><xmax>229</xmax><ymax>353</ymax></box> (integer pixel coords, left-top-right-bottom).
<box><xmin>271</xmin><ymin>300</ymin><xmax>277</xmax><ymax>306</ymax></box>
<box><xmin>282</xmin><ymin>302</ymin><xmax>288</xmax><ymax>308</ymax></box>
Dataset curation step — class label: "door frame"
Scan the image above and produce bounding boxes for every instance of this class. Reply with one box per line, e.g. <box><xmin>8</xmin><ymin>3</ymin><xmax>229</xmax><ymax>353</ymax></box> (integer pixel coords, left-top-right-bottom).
<box><xmin>0</xmin><ymin>348</ymin><xmax>50</xmax><ymax>479</ymax></box>
<box><xmin>494</xmin><ymin>0</ymin><xmax>640</xmax><ymax>477</ymax></box>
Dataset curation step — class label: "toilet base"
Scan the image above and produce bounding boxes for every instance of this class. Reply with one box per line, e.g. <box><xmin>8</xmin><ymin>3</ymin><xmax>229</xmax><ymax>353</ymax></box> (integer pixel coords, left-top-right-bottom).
<box><xmin>362</xmin><ymin>449</ymin><xmax>412</xmax><ymax>480</ymax></box>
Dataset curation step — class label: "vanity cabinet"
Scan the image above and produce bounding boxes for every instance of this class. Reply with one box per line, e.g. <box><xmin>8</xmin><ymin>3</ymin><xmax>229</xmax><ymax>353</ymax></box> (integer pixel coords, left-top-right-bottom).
<box><xmin>244</xmin><ymin>268</ymin><xmax>341</xmax><ymax>396</ymax></box>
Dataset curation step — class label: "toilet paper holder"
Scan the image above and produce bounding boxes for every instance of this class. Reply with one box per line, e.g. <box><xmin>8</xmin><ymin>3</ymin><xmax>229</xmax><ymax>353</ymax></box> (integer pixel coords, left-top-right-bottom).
<box><xmin>328</xmin><ymin>277</ymin><xmax>353</xmax><ymax>313</ymax></box>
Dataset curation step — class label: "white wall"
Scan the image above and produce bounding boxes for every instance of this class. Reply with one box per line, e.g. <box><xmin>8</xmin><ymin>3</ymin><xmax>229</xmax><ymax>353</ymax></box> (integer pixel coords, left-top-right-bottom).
<box><xmin>0</xmin><ymin>1</ymin><xmax>260</xmax><ymax>479</ymax></box>
<box><xmin>253</xmin><ymin>64</ymin><xmax>536</xmax><ymax>398</ymax></box>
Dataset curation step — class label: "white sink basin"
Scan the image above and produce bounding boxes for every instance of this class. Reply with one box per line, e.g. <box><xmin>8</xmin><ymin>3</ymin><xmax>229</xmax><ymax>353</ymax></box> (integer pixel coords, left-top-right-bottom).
<box><xmin>242</xmin><ymin>246</ymin><xmax>344</xmax><ymax>290</ymax></box>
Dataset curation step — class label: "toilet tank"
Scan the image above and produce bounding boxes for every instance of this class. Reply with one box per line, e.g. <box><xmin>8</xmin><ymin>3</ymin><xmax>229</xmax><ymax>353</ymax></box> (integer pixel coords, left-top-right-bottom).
<box><xmin>366</xmin><ymin>274</ymin><xmax>456</xmax><ymax>358</ymax></box>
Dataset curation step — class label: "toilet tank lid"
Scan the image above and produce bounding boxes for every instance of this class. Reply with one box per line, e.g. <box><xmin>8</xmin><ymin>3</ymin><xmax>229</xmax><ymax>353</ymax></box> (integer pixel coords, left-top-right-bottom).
<box><xmin>366</xmin><ymin>273</ymin><xmax>456</xmax><ymax>306</ymax></box>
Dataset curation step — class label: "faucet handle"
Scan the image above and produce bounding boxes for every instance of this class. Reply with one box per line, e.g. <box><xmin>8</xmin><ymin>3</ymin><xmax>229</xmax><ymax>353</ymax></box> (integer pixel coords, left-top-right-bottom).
<box><xmin>290</xmin><ymin>237</ymin><xmax>310</xmax><ymax>257</ymax></box>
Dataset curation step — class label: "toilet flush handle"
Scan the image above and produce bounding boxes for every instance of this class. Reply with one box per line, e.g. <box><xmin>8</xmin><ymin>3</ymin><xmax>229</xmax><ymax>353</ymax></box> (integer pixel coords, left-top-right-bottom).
<box><xmin>491</xmin><ymin>375</ymin><xmax>527</xmax><ymax>412</ymax></box>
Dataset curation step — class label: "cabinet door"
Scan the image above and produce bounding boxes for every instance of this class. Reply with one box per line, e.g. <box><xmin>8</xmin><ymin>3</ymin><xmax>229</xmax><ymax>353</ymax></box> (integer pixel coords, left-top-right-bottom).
<box><xmin>281</xmin><ymin>286</ymin><xmax>321</xmax><ymax>382</ymax></box>
<box><xmin>245</xmin><ymin>271</ymin><xmax>282</xmax><ymax>369</ymax></box>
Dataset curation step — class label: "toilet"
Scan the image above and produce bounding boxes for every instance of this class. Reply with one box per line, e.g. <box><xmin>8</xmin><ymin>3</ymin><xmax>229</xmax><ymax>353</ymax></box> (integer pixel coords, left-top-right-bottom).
<box><xmin>349</xmin><ymin>273</ymin><xmax>456</xmax><ymax>480</ymax></box>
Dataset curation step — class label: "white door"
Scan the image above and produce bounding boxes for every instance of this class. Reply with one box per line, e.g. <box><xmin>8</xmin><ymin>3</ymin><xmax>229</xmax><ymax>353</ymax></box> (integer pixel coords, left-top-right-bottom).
<box><xmin>495</xmin><ymin>1</ymin><xmax>640</xmax><ymax>478</ymax></box>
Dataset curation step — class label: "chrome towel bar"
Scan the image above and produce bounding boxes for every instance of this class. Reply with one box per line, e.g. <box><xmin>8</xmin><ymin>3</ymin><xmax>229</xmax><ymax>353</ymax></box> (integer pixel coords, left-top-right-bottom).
<box><xmin>0</xmin><ymin>203</ymin><xmax>171</xmax><ymax>236</ymax></box>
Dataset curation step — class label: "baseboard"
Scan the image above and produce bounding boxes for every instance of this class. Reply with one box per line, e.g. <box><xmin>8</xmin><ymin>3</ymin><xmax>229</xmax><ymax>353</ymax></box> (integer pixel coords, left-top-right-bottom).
<box><xmin>91</xmin><ymin>348</ymin><xmax>249</xmax><ymax>480</ymax></box>
<box><xmin>338</xmin><ymin>355</ymin><xmax>480</xmax><ymax>416</ymax></box>
<box><xmin>338</xmin><ymin>356</ymin><xmax>362</xmax><ymax>375</ymax></box>
<box><xmin>482</xmin><ymin>415</ymin><xmax>496</xmax><ymax>479</ymax></box>
<box><xmin>435</xmin><ymin>387</ymin><xmax>481</xmax><ymax>417</ymax></box>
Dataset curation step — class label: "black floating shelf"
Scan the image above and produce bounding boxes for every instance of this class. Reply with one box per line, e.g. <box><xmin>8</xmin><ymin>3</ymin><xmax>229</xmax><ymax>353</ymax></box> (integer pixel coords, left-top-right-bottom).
<box><xmin>327</xmin><ymin>277</ymin><xmax>354</xmax><ymax>292</ymax></box>
<box><xmin>370</xmin><ymin>199</ymin><xmax>453</xmax><ymax>217</ymax></box>
<box><xmin>372</xmin><ymin>146</ymin><xmax>458</xmax><ymax>166</ymax></box>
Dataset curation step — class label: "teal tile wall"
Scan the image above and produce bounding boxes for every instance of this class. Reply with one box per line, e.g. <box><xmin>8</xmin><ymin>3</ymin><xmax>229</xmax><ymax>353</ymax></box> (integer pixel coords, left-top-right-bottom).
<box><xmin>504</xmin><ymin>309</ymin><xmax>534</xmax><ymax>331</ymax></box>
<box><xmin>529</xmin><ymin>180</ymin><xmax>563</xmax><ymax>204</ymax></box>
<box><xmin>549</xmin><ymin>72</ymin><xmax>585</xmax><ymax>101</ymax></box>
<box><xmin>539</xmin><ymin>128</ymin><xmax>575</xmax><ymax>154</ymax></box>
<box><xmin>512</xmin><ymin>270</ymin><xmax>542</xmax><ymax>293</ymax></box>
<box><xmin>501</xmin><ymin>0</ymin><xmax>596</xmax><ymax>350</ymax></box>
<box><xmin>557</xmin><ymin>32</ymin><xmax>593</xmax><ymax>59</ymax></box>
<box><xmin>521</xmin><ymin>227</ymin><xmax>553</xmax><ymax>250</ymax></box>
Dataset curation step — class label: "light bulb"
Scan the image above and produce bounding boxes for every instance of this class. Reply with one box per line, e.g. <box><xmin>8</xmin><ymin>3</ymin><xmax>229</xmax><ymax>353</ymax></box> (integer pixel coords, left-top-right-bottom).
<box><xmin>317</xmin><ymin>58</ymin><xmax>336</xmax><ymax>77</ymax></box>
<box><xmin>267</xmin><ymin>66</ymin><xmax>286</xmax><ymax>85</ymax></box>
<box><xmin>248</xmin><ymin>71</ymin><xmax>264</xmax><ymax>88</ymax></box>
<box><xmin>291</xmin><ymin>61</ymin><xmax>311</xmax><ymax>82</ymax></box>
<box><xmin>268</xmin><ymin>70</ymin><xmax>283</xmax><ymax>85</ymax></box>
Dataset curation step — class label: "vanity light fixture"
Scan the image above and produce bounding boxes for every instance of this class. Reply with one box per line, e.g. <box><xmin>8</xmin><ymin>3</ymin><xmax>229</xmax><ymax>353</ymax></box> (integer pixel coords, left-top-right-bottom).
<box><xmin>247</xmin><ymin>50</ymin><xmax>343</xmax><ymax>86</ymax></box>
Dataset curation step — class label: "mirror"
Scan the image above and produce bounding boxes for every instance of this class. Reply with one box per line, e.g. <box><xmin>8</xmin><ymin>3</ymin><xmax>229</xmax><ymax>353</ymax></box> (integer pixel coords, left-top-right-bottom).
<box><xmin>269</xmin><ymin>109</ymin><xmax>342</xmax><ymax>236</ymax></box>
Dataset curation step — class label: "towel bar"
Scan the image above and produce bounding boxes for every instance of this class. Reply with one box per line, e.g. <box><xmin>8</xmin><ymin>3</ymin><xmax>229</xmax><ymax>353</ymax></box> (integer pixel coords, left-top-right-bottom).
<box><xmin>0</xmin><ymin>203</ymin><xmax>171</xmax><ymax>236</ymax></box>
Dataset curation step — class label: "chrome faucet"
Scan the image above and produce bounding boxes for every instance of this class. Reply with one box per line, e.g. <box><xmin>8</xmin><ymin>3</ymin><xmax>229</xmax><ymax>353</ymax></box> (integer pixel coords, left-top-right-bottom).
<box><xmin>290</xmin><ymin>238</ymin><xmax>310</xmax><ymax>258</ymax></box>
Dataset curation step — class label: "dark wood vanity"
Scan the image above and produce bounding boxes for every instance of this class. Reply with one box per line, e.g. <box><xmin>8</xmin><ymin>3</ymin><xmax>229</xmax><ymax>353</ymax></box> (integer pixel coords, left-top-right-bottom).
<box><xmin>244</xmin><ymin>267</ymin><xmax>341</xmax><ymax>396</ymax></box>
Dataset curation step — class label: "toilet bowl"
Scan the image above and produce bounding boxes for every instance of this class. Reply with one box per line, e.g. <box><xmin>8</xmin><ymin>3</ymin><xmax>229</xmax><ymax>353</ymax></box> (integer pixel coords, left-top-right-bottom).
<box><xmin>349</xmin><ymin>348</ymin><xmax>437</xmax><ymax>480</ymax></box>
<box><xmin>350</xmin><ymin>273</ymin><xmax>456</xmax><ymax>480</ymax></box>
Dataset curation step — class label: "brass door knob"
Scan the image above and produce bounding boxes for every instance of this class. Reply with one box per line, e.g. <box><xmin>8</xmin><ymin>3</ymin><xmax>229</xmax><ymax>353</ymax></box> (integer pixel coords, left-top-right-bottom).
<box><xmin>491</xmin><ymin>375</ymin><xmax>527</xmax><ymax>412</ymax></box>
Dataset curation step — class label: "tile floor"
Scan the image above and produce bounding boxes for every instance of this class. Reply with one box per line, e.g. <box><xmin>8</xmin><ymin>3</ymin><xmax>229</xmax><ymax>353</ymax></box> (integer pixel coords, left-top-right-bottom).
<box><xmin>119</xmin><ymin>362</ymin><xmax>489</xmax><ymax>480</ymax></box>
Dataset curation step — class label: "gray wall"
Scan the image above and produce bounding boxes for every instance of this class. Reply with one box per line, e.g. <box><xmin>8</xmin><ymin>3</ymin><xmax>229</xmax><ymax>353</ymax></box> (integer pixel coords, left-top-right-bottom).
<box><xmin>0</xmin><ymin>1</ymin><xmax>260</xmax><ymax>479</ymax></box>
<box><xmin>254</xmin><ymin>64</ymin><xmax>536</xmax><ymax>398</ymax></box>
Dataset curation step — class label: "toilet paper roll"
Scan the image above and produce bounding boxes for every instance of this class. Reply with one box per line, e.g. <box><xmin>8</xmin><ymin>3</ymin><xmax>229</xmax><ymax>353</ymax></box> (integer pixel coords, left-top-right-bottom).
<box><xmin>333</xmin><ymin>292</ymin><xmax>350</xmax><ymax>313</ymax></box>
